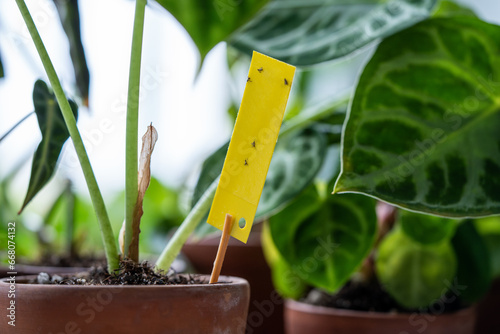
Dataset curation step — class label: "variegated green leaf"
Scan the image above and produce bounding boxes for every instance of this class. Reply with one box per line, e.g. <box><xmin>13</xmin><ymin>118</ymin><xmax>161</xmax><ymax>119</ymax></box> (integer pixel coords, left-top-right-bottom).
<box><xmin>231</xmin><ymin>0</ymin><xmax>436</xmax><ymax>66</ymax></box>
<box><xmin>270</xmin><ymin>185</ymin><xmax>377</xmax><ymax>292</ymax></box>
<box><xmin>376</xmin><ymin>226</ymin><xmax>457</xmax><ymax>308</ymax></box>
<box><xmin>19</xmin><ymin>80</ymin><xmax>78</xmax><ymax>213</ymax></box>
<box><xmin>155</xmin><ymin>0</ymin><xmax>269</xmax><ymax>61</ymax></box>
<box><xmin>335</xmin><ymin>18</ymin><xmax>500</xmax><ymax>217</ymax></box>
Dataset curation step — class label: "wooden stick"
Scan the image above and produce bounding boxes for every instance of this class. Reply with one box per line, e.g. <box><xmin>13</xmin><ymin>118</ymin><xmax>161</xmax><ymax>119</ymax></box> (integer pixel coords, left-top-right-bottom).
<box><xmin>209</xmin><ymin>214</ymin><xmax>234</xmax><ymax>283</ymax></box>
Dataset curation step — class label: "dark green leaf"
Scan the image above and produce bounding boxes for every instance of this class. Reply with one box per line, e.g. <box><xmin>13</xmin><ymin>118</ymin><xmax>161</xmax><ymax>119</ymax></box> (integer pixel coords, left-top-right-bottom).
<box><xmin>452</xmin><ymin>220</ymin><xmax>492</xmax><ymax>302</ymax></box>
<box><xmin>399</xmin><ymin>210</ymin><xmax>458</xmax><ymax>245</ymax></box>
<box><xmin>231</xmin><ymin>0</ymin><xmax>436</xmax><ymax>66</ymax></box>
<box><xmin>257</xmin><ymin>126</ymin><xmax>327</xmax><ymax>217</ymax></box>
<box><xmin>155</xmin><ymin>0</ymin><xmax>269</xmax><ymax>61</ymax></box>
<box><xmin>53</xmin><ymin>0</ymin><xmax>90</xmax><ymax>105</ymax></box>
<box><xmin>192</xmin><ymin>142</ymin><xmax>228</xmax><ymax>209</ymax></box>
<box><xmin>376</xmin><ymin>226</ymin><xmax>457</xmax><ymax>308</ymax></box>
<box><xmin>0</xmin><ymin>50</ymin><xmax>4</xmax><ymax>78</ymax></box>
<box><xmin>475</xmin><ymin>216</ymin><xmax>500</xmax><ymax>278</ymax></box>
<box><xmin>335</xmin><ymin>18</ymin><xmax>500</xmax><ymax>217</ymax></box>
<box><xmin>270</xmin><ymin>185</ymin><xmax>377</xmax><ymax>292</ymax></box>
<box><xmin>19</xmin><ymin>80</ymin><xmax>78</xmax><ymax>213</ymax></box>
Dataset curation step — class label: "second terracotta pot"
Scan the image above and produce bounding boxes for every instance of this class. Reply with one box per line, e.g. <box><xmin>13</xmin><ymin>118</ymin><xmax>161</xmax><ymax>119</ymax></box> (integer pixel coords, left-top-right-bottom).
<box><xmin>182</xmin><ymin>230</ymin><xmax>284</xmax><ymax>334</ymax></box>
<box><xmin>285</xmin><ymin>299</ymin><xmax>476</xmax><ymax>334</ymax></box>
<box><xmin>0</xmin><ymin>274</ymin><xmax>249</xmax><ymax>334</ymax></box>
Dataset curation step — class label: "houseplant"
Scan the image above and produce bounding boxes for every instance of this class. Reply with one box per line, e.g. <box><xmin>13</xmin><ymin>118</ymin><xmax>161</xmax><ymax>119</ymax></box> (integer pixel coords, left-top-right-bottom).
<box><xmin>259</xmin><ymin>12</ymin><xmax>500</xmax><ymax>334</ymax></box>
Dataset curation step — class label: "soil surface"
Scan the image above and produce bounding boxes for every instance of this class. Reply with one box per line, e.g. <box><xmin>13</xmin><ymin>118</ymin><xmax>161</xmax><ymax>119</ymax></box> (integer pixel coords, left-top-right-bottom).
<box><xmin>303</xmin><ymin>278</ymin><xmax>466</xmax><ymax>313</ymax></box>
<box><xmin>30</xmin><ymin>260</ymin><xmax>208</xmax><ymax>286</ymax></box>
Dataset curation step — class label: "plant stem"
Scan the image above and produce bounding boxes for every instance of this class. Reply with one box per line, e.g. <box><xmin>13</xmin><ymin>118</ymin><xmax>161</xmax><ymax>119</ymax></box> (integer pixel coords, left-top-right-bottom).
<box><xmin>124</xmin><ymin>0</ymin><xmax>147</xmax><ymax>260</ymax></box>
<box><xmin>154</xmin><ymin>93</ymin><xmax>351</xmax><ymax>271</ymax></box>
<box><xmin>15</xmin><ymin>0</ymin><xmax>119</xmax><ymax>272</ymax></box>
<box><xmin>155</xmin><ymin>179</ymin><xmax>218</xmax><ymax>271</ymax></box>
<box><xmin>279</xmin><ymin>93</ymin><xmax>351</xmax><ymax>137</ymax></box>
<box><xmin>0</xmin><ymin>111</ymin><xmax>34</xmax><ymax>143</ymax></box>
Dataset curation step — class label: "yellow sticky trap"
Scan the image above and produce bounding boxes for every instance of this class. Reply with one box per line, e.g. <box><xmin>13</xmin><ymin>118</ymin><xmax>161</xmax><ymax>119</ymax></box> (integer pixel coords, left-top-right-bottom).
<box><xmin>207</xmin><ymin>51</ymin><xmax>296</xmax><ymax>243</ymax></box>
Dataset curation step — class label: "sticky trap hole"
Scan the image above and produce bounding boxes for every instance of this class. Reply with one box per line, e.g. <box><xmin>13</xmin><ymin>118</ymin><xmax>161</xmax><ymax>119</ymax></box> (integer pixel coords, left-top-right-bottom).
<box><xmin>238</xmin><ymin>218</ymin><xmax>246</xmax><ymax>229</ymax></box>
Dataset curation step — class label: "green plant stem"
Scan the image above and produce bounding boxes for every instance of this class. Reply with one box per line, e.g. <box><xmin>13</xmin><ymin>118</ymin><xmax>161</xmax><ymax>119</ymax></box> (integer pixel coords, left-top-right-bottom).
<box><xmin>15</xmin><ymin>0</ymin><xmax>119</xmax><ymax>272</ymax></box>
<box><xmin>155</xmin><ymin>179</ymin><xmax>218</xmax><ymax>271</ymax></box>
<box><xmin>124</xmin><ymin>0</ymin><xmax>147</xmax><ymax>260</ymax></box>
<box><xmin>280</xmin><ymin>93</ymin><xmax>351</xmax><ymax>137</ymax></box>
<box><xmin>155</xmin><ymin>93</ymin><xmax>351</xmax><ymax>271</ymax></box>
<box><xmin>0</xmin><ymin>111</ymin><xmax>34</xmax><ymax>143</ymax></box>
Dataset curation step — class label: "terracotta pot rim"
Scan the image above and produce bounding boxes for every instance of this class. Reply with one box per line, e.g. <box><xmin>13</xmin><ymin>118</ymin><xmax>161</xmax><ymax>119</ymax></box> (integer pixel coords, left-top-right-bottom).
<box><xmin>0</xmin><ymin>274</ymin><xmax>248</xmax><ymax>289</ymax></box>
<box><xmin>285</xmin><ymin>298</ymin><xmax>476</xmax><ymax>319</ymax></box>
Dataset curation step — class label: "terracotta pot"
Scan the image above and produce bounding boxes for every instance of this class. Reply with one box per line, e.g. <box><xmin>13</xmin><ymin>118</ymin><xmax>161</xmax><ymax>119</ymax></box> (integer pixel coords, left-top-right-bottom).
<box><xmin>0</xmin><ymin>274</ymin><xmax>249</xmax><ymax>333</ymax></box>
<box><xmin>0</xmin><ymin>264</ymin><xmax>87</xmax><ymax>278</ymax></box>
<box><xmin>182</xmin><ymin>230</ymin><xmax>284</xmax><ymax>334</ymax></box>
<box><xmin>285</xmin><ymin>299</ymin><xmax>476</xmax><ymax>334</ymax></box>
<box><xmin>475</xmin><ymin>277</ymin><xmax>500</xmax><ymax>334</ymax></box>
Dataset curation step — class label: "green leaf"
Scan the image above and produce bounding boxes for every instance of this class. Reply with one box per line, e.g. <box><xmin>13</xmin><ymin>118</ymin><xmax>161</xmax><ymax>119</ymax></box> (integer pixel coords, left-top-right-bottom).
<box><xmin>270</xmin><ymin>185</ymin><xmax>377</xmax><ymax>292</ymax></box>
<box><xmin>451</xmin><ymin>220</ymin><xmax>491</xmax><ymax>303</ymax></box>
<box><xmin>257</xmin><ymin>126</ymin><xmax>327</xmax><ymax>217</ymax></box>
<box><xmin>156</xmin><ymin>0</ymin><xmax>269</xmax><ymax>61</ymax></box>
<box><xmin>335</xmin><ymin>18</ymin><xmax>500</xmax><ymax>217</ymax></box>
<box><xmin>0</xmin><ymin>51</ymin><xmax>4</xmax><ymax>78</ymax></box>
<box><xmin>230</xmin><ymin>0</ymin><xmax>436</xmax><ymax>66</ymax></box>
<box><xmin>191</xmin><ymin>126</ymin><xmax>327</xmax><ymax>237</ymax></box>
<box><xmin>19</xmin><ymin>80</ymin><xmax>78</xmax><ymax>213</ymax></box>
<box><xmin>376</xmin><ymin>226</ymin><xmax>457</xmax><ymax>308</ymax></box>
<box><xmin>53</xmin><ymin>0</ymin><xmax>90</xmax><ymax>105</ymax></box>
<box><xmin>399</xmin><ymin>210</ymin><xmax>458</xmax><ymax>245</ymax></box>
<box><xmin>432</xmin><ymin>0</ymin><xmax>477</xmax><ymax>18</ymax></box>
<box><xmin>475</xmin><ymin>216</ymin><xmax>500</xmax><ymax>278</ymax></box>
<box><xmin>262</xmin><ymin>222</ymin><xmax>307</xmax><ymax>298</ymax></box>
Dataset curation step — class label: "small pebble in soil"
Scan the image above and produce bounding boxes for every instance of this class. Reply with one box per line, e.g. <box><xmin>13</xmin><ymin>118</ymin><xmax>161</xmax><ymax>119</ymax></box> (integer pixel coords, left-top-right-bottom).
<box><xmin>37</xmin><ymin>272</ymin><xmax>51</xmax><ymax>285</ymax></box>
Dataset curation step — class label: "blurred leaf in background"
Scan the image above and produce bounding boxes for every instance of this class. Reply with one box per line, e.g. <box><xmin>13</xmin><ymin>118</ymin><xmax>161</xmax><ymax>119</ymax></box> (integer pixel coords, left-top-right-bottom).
<box><xmin>376</xmin><ymin>225</ymin><xmax>457</xmax><ymax>308</ymax></box>
<box><xmin>156</xmin><ymin>0</ymin><xmax>269</xmax><ymax>63</ymax></box>
<box><xmin>432</xmin><ymin>0</ymin><xmax>476</xmax><ymax>18</ymax></box>
<box><xmin>451</xmin><ymin>220</ymin><xmax>491</xmax><ymax>303</ymax></box>
<box><xmin>474</xmin><ymin>216</ymin><xmax>500</xmax><ymax>279</ymax></box>
<box><xmin>262</xmin><ymin>221</ymin><xmax>307</xmax><ymax>298</ymax></box>
<box><xmin>53</xmin><ymin>0</ymin><xmax>90</xmax><ymax>106</ymax></box>
<box><xmin>231</xmin><ymin>0</ymin><xmax>436</xmax><ymax>66</ymax></box>
<box><xmin>0</xmin><ymin>169</ymin><xmax>41</xmax><ymax>262</ymax></box>
<box><xmin>19</xmin><ymin>80</ymin><xmax>78</xmax><ymax>214</ymax></box>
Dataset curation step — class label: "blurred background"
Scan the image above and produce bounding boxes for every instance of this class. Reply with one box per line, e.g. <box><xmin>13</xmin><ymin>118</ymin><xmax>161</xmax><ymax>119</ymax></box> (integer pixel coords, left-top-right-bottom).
<box><xmin>0</xmin><ymin>0</ymin><xmax>498</xmax><ymax>261</ymax></box>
